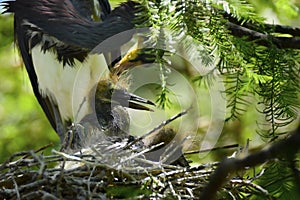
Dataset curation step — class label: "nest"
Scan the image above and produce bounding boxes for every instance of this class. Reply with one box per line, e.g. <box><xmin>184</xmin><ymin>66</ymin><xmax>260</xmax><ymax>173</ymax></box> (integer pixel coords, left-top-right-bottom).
<box><xmin>0</xmin><ymin>140</ymin><xmax>270</xmax><ymax>200</ymax></box>
<box><xmin>1</xmin><ymin>110</ymin><xmax>299</xmax><ymax>199</ymax></box>
<box><xmin>0</xmin><ymin>110</ymin><xmax>280</xmax><ymax>199</ymax></box>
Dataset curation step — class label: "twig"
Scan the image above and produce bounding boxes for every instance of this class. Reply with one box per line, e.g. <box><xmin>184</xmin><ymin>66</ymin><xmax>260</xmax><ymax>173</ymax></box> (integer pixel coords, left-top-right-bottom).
<box><xmin>52</xmin><ymin>150</ymin><xmax>97</xmax><ymax>167</ymax></box>
<box><xmin>167</xmin><ymin>180</ymin><xmax>179</xmax><ymax>198</ymax></box>
<box><xmin>29</xmin><ymin>151</ymin><xmax>45</xmax><ymax>176</ymax></box>
<box><xmin>87</xmin><ymin>166</ymin><xmax>96</xmax><ymax>200</ymax></box>
<box><xmin>184</xmin><ymin>144</ymin><xmax>239</xmax><ymax>155</ymax></box>
<box><xmin>230</xmin><ymin>179</ymin><xmax>270</xmax><ymax>197</ymax></box>
<box><xmin>124</xmin><ymin>109</ymin><xmax>190</xmax><ymax>149</ymax></box>
<box><xmin>12</xmin><ymin>177</ymin><xmax>20</xmax><ymax>200</ymax></box>
<box><xmin>40</xmin><ymin>191</ymin><xmax>59</xmax><ymax>200</ymax></box>
<box><xmin>118</xmin><ymin>143</ymin><xmax>164</xmax><ymax>167</ymax></box>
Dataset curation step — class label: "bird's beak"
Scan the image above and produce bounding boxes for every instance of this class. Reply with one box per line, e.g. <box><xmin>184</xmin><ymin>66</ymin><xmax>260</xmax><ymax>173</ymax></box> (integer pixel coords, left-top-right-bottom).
<box><xmin>111</xmin><ymin>89</ymin><xmax>155</xmax><ymax>111</ymax></box>
<box><xmin>128</xmin><ymin>92</ymin><xmax>156</xmax><ymax>111</ymax></box>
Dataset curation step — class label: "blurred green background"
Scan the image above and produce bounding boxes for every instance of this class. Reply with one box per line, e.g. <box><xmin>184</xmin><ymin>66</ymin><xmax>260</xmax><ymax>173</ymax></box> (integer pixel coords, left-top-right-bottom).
<box><xmin>0</xmin><ymin>0</ymin><xmax>300</xmax><ymax>163</ymax></box>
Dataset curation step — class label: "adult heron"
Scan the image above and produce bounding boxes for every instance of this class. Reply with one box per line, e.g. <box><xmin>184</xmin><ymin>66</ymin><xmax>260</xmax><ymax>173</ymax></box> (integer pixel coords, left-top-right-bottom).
<box><xmin>2</xmin><ymin>0</ymin><xmax>151</xmax><ymax>144</ymax></box>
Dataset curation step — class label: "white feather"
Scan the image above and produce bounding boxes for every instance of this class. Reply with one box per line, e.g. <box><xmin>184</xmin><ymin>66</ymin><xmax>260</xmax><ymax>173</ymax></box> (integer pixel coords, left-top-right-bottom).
<box><xmin>31</xmin><ymin>45</ymin><xmax>109</xmax><ymax>123</ymax></box>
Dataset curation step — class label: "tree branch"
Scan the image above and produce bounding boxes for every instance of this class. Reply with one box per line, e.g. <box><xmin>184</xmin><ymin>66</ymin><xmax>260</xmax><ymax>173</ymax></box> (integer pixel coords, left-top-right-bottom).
<box><xmin>223</xmin><ymin>12</ymin><xmax>300</xmax><ymax>36</ymax></box>
<box><xmin>200</xmin><ymin>125</ymin><xmax>300</xmax><ymax>200</ymax></box>
<box><xmin>226</xmin><ymin>22</ymin><xmax>300</xmax><ymax>49</ymax></box>
<box><xmin>222</xmin><ymin>11</ymin><xmax>300</xmax><ymax>49</ymax></box>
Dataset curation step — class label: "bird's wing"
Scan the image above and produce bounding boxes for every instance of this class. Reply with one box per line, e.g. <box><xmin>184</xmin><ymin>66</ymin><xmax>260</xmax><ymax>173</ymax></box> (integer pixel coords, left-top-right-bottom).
<box><xmin>3</xmin><ymin>0</ymin><xmax>138</xmax><ymax>51</ymax></box>
<box><xmin>3</xmin><ymin>0</ymin><xmax>141</xmax><ymax>70</ymax></box>
<box><xmin>13</xmin><ymin>13</ymin><xmax>65</xmax><ymax>139</ymax></box>
<box><xmin>2</xmin><ymin>0</ymin><xmax>113</xmax><ymax>141</ymax></box>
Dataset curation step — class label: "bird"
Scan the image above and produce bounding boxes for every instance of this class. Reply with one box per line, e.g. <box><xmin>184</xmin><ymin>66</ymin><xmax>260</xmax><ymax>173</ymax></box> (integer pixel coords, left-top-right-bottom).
<box><xmin>2</xmin><ymin>0</ymin><xmax>189</xmax><ymax>166</ymax></box>
<box><xmin>2</xmin><ymin>0</ymin><xmax>147</xmax><ymax>143</ymax></box>
<box><xmin>61</xmin><ymin>78</ymin><xmax>155</xmax><ymax>151</ymax></box>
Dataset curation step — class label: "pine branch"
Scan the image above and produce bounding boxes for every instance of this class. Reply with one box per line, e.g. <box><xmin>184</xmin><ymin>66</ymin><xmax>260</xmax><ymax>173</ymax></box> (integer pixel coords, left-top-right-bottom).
<box><xmin>255</xmin><ymin>47</ymin><xmax>300</xmax><ymax>138</ymax></box>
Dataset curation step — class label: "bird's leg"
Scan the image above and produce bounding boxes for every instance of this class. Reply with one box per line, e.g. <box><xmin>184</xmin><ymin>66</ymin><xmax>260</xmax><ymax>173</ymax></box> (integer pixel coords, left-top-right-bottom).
<box><xmin>60</xmin><ymin>123</ymin><xmax>85</xmax><ymax>152</ymax></box>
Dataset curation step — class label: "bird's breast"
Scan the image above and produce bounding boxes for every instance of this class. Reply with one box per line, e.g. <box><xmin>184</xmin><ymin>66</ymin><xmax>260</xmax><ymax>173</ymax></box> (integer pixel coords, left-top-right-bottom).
<box><xmin>31</xmin><ymin>45</ymin><xmax>109</xmax><ymax>123</ymax></box>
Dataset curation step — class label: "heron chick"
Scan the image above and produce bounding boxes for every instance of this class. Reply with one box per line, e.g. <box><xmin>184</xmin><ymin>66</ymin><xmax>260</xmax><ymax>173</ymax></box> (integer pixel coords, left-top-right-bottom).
<box><xmin>61</xmin><ymin>78</ymin><xmax>155</xmax><ymax>151</ymax></box>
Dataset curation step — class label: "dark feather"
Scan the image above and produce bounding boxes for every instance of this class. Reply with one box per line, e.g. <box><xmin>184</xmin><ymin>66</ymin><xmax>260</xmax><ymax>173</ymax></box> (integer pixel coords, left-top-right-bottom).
<box><xmin>3</xmin><ymin>0</ymin><xmax>138</xmax><ymax>51</ymax></box>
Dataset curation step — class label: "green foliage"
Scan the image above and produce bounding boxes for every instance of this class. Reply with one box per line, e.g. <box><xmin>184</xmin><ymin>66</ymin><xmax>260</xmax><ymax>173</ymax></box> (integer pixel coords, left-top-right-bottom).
<box><xmin>136</xmin><ymin>1</ymin><xmax>178</xmax><ymax>109</ymax></box>
<box><xmin>137</xmin><ymin>0</ymin><xmax>300</xmax><ymax>141</ymax></box>
<box><xmin>250</xmin><ymin>0</ymin><xmax>299</xmax><ymax>24</ymax></box>
<box><xmin>256</xmin><ymin>47</ymin><xmax>300</xmax><ymax>138</ymax></box>
<box><xmin>275</xmin><ymin>0</ymin><xmax>298</xmax><ymax>19</ymax></box>
<box><xmin>106</xmin><ymin>185</ymin><xmax>151</xmax><ymax>198</ymax></box>
<box><xmin>214</xmin><ymin>0</ymin><xmax>265</xmax><ymax>23</ymax></box>
<box><xmin>251</xmin><ymin>160</ymin><xmax>299</xmax><ymax>200</ymax></box>
<box><xmin>155</xmin><ymin>85</ymin><xmax>173</xmax><ymax>109</ymax></box>
<box><xmin>135</xmin><ymin>2</ymin><xmax>300</xmax><ymax>198</ymax></box>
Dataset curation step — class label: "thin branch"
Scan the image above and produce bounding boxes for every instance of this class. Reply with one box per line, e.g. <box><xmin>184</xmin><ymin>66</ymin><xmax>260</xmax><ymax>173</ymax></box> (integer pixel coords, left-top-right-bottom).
<box><xmin>124</xmin><ymin>109</ymin><xmax>190</xmax><ymax>149</ymax></box>
<box><xmin>220</xmin><ymin>10</ymin><xmax>300</xmax><ymax>49</ymax></box>
<box><xmin>223</xmin><ymin>12</ymin><xmax>300</xmax><ymax>37</ymax></box>
<box><xmin>12</xmin><ymin>177</ymin><xmax>20</xmax><ymax>200</ymax></box>
<box><xmin>184</xmin><ymin>144</ymin><xmax>239</xmax><ymax>155</ymax></box>
<box><xmin>229</xmin><ymin>179</ymin><xmax>270</xmax><ymax>197</ymax></box>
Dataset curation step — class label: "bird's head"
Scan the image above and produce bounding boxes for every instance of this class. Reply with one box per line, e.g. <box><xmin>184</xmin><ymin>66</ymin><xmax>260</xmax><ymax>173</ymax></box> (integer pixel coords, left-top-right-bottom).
<box><xmin>93</xmin><ymin>79</ymin><xmax>155</xmax><ymax>112</ymax></box>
